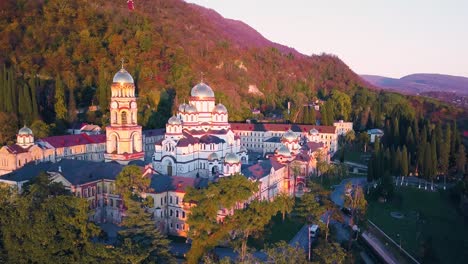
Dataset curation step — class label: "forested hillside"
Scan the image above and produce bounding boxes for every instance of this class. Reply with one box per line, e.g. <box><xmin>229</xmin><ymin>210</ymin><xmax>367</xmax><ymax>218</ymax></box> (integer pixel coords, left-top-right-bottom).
<box><xmin>0</xmin><ymin>0</ymin><xmax>465</xmax><ymax>144</ymax></box>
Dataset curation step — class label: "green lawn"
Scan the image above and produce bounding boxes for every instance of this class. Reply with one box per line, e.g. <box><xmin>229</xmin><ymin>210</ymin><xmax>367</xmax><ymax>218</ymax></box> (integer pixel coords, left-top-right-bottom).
<box><xmin>312</xmin><ymin>172</ymin><xmax>362</xmax><ymax>190</ymax></box>
<box><xmin>249</xmin><ymin>213</ymin><xmax>303</xmax><ymax>249</ymax></box>
<box><xmin>367</xmin><ymin>187</ymin><xmax>468</xmax><ymax>264</ymax></box>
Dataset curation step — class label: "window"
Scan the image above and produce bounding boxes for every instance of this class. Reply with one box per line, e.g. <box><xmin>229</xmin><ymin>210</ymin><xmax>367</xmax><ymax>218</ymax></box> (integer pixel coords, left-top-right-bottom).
<box><xmin>170</xmin><ymin>209</ymin><xmax>173</xmax><ymax>217</ymax></box>
<box><xmin>176</xmin><ymin>196</ymin><xmax>179</xmax><ymax>204</ymax></box>
<box><xmin>176</xmin><ymin>224</ymin><xmax>180</xmax><ymax>230</ymax></box>
<box><xmin>176</xmin><ymin>210</ymin><xmax>179</xmax><ymax>218</ymax></box>
<box><xmin>161</xmin><ymin>197</ymin><xmax>163</xmax><ymax>205</ymax></box>
<box><xmin>170</xmin><ymin>196</ymin><xmax>173</xmax><ymax>204</ymax></box>
<box><xmin>182</xmin><ymin>211</ymin><xmax>186</xmax><ymax>219</ymax></box>
<box><xmin>121</xmin><ymin>111</ymin><xmax>128</xmax><ymax>125</ymax></box>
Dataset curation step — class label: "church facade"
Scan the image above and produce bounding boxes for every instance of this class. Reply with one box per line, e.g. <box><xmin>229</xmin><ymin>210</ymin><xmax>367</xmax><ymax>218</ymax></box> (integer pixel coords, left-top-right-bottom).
<box><xmin>152</xmin><ymin>82</ymin><xmax>248</xmax><ymax>179</ymax></box>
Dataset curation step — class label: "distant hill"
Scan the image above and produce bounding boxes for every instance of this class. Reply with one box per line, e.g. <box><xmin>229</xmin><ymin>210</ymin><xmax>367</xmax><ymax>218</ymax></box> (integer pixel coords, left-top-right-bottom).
<box><xmin>0</xmin><ymin>0</ymin><xmax>464</xmax><ymax>128</ymax></box>
<box><xmin>188</xmin><ymin>4</ymin><xmax>303</xmax><ymax>57</ymax></box>
<box><xmin>361</xmin><ymin>73</ymin><xmax>468</xmax><ymax>108</ymax></box>
<box><xmin>361</xmin><ymin>73</ymin><xmax>468</xmax><ymax>95</ymax></box>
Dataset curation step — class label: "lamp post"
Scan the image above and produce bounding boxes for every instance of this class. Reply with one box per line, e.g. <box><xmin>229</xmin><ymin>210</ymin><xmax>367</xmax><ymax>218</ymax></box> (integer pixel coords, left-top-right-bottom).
<box><xmin>397</xmin><ymin>233</ymin><xmax>402</xmax><ymax>251</ymax></box>
<box><xmin>308</xmin><ymin>224</ymin><xmax>311</xmax><ymax>261</ymax></box>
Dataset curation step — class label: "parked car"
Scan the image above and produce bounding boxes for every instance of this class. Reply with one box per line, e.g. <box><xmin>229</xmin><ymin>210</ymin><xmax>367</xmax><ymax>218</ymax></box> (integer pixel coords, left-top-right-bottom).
<box><xmin>309</xmin><ymin>224</ymin><xmax>319</xmax><ymax>238</ymax></box>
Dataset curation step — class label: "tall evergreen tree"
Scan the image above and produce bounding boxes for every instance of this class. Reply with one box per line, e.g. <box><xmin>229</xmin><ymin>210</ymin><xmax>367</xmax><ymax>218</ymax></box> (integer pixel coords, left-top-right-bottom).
<box><xmin>54</xmin><ymin>75</ymin><xmax>67</xmax><ymax>121</ymax></box>
<box><xmin>456</xmin><ymin>144</ymin><xmax>466</xmax><ymax>177</ymax></box>
<box><xmin>439</xmin><ymin>127</ymin><xmax>450</xmax><ymax>176</ymax></box>
<box><xmin>4</xmin><ymin>67</ymin><xmax>14</xmax><ymax>113</ymax></box>
<box><xmin>431</xmin><ymin>135</ymin><xmax>437</xmax><ymax>175</ymax></box>
<box><xmin>98</xmin><ymin>66</ymin><xmax>109</xmax><ymax>113</ymax></box>
<box><xmin>68</xmin><ymin>86</ymin><xmax>77</xmax><ymax>123</ymax></box>
<box><xmin>423</xmin><ymin>142</ymin><xmax>434</xmax><ymax>181</ymax></box>
<box><xmin>392</xmin><ymin>117</ymin><xmax>400</xmax><ymax>147</ymax></box>
<box><xmin>401</xmin><ymin>145</ymin><xmax>409</xmax><ymax>177</ymax></box>
<box><xmin>18</xmin><ymin>83</ymin><xmax>33</xmax><ymax>124</ymax></box>
<box><xmin>28</xmin><ymin>76</ymin><xmax>39</xmax><ymax>119</ymax></box>
<box><xmin>310</xmin><ymin>106</ymin><xmax>316</xmax><ymax>125</ymax></box>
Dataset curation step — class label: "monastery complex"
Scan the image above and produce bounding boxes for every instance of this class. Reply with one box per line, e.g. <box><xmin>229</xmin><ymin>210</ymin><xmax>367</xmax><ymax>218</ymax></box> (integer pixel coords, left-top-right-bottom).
<box><xmin>0</xmin><ymin>66</ymin><xmax>353</xmax><ymax>236</ymax></box>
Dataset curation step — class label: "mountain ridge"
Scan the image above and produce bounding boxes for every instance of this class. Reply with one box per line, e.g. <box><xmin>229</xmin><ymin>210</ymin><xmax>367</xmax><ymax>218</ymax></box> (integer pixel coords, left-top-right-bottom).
<box><xmin>361</xmin><ymin>73</ymin><xmax>468</xmax><ymax>108</ymax></box>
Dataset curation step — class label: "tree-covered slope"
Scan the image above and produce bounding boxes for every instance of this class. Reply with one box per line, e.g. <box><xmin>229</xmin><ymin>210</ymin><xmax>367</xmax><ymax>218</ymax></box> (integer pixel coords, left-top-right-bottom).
<box><xmin>0</xmin><ymin>0</ymin><xmax>464</xmax><ymax>138</ymax></box>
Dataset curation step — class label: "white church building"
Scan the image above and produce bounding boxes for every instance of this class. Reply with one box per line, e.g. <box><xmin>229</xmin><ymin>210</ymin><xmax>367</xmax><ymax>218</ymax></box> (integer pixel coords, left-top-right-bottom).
<box><xmin>152</xmin><ymin>82</ymin><xmax>248</xmax><ymax>178</ymax></box>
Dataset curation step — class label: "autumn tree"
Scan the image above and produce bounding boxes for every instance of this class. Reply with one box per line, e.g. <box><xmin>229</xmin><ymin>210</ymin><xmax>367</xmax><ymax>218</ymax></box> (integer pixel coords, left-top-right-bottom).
<box><xmin>264</xmin><ymin>241</ymin><xmax>308</xmax><ymax>264</ymax></box>
<box><xmin>343</xmin><ymin>183</ymin><xmax>367</xmax><ymax>226</ymax></box>
<box><xmin>184</xmin><ymin>173</ymin><xmax>258</xmax><ymax>264</ymax></box>
<box><xmin>312</xmin><ymin>241</ymin><xmax>347</xmax><ymax>264</ymax></box>
<box><xmin>0</xmin><ymin>173</ymin><xmax>114</xmax><ymax>263</ymax></box>
<box><xmin>54</xmin><ymin>75</ymin><xmax>67</xmax><ymax>121</ymax></box>
<box><xmin>30</xmin><ymin>119</ymin><xmax>51</xmax><ymax>139</ymax></box>
<box><xmin>231</xmin><ymin>200</ymin><xmax>279</xmax><ymax>261</ymax></box>
<box><xmin>0</xmin><ymin>112</ymin><xmax>18</xmax><ymax>145</ymax></box>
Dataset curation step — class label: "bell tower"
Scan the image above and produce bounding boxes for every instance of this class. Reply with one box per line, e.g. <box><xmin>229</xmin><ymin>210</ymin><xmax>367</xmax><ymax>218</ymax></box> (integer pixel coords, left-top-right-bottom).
<box><xmin>104</xmin><ymin>63</ymin><xmax>144</xmax><ymax>164</ymax></box>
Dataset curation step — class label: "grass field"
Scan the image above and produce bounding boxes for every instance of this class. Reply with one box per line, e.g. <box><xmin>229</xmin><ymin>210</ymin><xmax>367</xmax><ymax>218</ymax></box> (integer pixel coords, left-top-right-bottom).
<box><xmin>367</xmin><ymin>187</ymin><xmax>468</xmax><ymax>264</ymax></box>
<box><xmin>249</xmin><ymin>213</ymin><xmax>303</xmax><ymax>249</ymax></box>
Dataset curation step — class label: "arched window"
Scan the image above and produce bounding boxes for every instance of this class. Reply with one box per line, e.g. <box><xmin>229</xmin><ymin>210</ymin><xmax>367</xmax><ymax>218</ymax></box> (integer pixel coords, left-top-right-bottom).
<box><xmin>121</xmin><ymin>111</ymin><xmax>128</xmax><ymax>125</ymax></box>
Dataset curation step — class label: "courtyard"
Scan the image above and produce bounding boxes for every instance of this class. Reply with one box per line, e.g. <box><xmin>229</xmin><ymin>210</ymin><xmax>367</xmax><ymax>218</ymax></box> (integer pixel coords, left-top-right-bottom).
<box><xmin>367</xmin><ymin>187</ymin><xmax>468</xmax><ymax>264</ymax></box>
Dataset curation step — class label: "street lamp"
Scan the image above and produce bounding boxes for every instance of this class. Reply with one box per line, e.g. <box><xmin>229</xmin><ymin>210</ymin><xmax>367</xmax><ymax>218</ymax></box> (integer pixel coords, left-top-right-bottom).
<box><xmin>397</xmin><ymin>233</ymin><xmax>402</xmax><ymax>251</ymax></box>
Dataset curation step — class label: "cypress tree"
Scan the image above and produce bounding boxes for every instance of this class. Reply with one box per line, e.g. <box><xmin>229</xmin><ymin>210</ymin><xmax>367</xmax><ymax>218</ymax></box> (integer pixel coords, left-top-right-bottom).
<box><xmin>98</xmin><ymin>66</ymin><xmax>108</xmax><ymax>113</ymax></box>
<box><xmin>54</xmin><ymin>75</ymin><xmax>67</xmax><ymax>121</ymax></box>
<box><xmin>395</xmin><ymin>147</ymin><xmax>402</xmax><ymax>176</ymax></box>
<box><xmin>431</xmin><ymin>136</ymin><xmax>437</xmax><ymax>176</ymax></box>
<box><xmin>439</xmin><ymin>136</ymin><xmax>450</xmax><ymax>176</ymax></box>
<box><xmin>5</xmin><ymin>67</ymin><xmax>13</xmax><ymax>113</ymax></box>
<box><xmin>29</xmin><ymin>76</ymin><xmax>39</xmax><ymax>119</ymax></box>
<box><xmin>423</xmin><ymin>142</ymin><xmax>432</xmax><ymax>180</ymax></box>
<box><xmin>303</xmin><ymin>106</ymin><xmax>310</xmax><ymax>124</ymax></box>
<box><xmin>456</xmin><ymin>145</ymin><xmax>466</xmax><ymax>176</ymax></box>
<box><xmin>417</xmin><ymin>141</ymin><xmax>426</xmax><ymax>176</ymax></box>
<box><xmin>18</xmin><ymin>83</ymin><xmax>33</xmax><ymax>124</ymax></box>
<box><xmin>435</xmin><ymin>124</ymin><xmax>443</xmax><ymax>158</ymax></box>
<box><xmin>68</xmin><ymin>86</ymin><xmax>77</xmax><ymax>123</ymax></box>
<box><xmin>392</xmin><ymin>117</ymin><xmax>400</xmax><ymax>147</ymax></box>
<box><xmin>413</xmin><ymin>118</ymin><xmax>420</xmax><ymax>145</ymax></box>
<box><xmin>374</xmin><ymin>137</ymin><xmax>381</xmax><ymax>153</ymax></box>
<box><xmin>310</xmin><ymin>106</ymin><xmax>316</xmax><ymax>125</ymax></box>
<box><xmin>445</xmin><ymin>124</ymin><xmax>454</xmax><ymax>169</ymax></box>
<box><xmin>9</xmin><ymin>67</ymin><xmax>18</xmax><ymax>114</ymax></box>
<box><xmin>451</xmin><ymin>121</ymin><xmax>461</xmax><ymax>167</ymax></box>
<box><xmin>401</xmin><ymin>145</ymin><xmax>409</xmax><ymax>177</ymax></box>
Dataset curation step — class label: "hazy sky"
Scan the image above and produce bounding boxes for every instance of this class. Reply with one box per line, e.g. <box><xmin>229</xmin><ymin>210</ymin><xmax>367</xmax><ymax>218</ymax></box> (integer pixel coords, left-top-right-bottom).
<box><xmin>185</xmin><ymin>0</ymin><xmax>468</xmax><ymax>78</ymax></box>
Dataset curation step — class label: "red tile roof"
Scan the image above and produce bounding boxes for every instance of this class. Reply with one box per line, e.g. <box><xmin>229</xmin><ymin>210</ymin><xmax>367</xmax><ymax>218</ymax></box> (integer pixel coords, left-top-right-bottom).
<box><xmin>306</xmin><ymin>142</ymin><xmax>325</xmax><ymax>153</ymax></box>
<box><xmin>38</xmin><ymin>134</ymin><xmax>105</xmax><ymax>148</ymax></box>
<box><xmin>230</xmin><ymin>123</ymin><xmax>336</xmax><ymax>134</ymax></box>
<box><xmin>5</xmin><ymin>144</ymin><xmax>31</xmax><ymax>154</ymax></box>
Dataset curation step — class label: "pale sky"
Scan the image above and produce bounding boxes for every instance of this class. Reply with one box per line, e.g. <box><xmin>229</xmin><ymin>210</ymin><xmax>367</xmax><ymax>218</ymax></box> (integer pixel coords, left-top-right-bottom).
<box><xmin>185</xmin><ymin>0</ymin><xmax>468</xmax><ymax>78</ymax></box>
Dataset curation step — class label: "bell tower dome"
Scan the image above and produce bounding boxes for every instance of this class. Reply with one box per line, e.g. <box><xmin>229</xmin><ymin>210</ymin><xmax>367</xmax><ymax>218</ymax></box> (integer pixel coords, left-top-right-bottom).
<box><xmin>105</xmin><ymin>62</ymin><xmax>144</xmax><ymax>164</ymax></box>
<box><xmin>17</xmin><ymin>125</ymin><xmax>34</xmax><ymax>148</ymax></box>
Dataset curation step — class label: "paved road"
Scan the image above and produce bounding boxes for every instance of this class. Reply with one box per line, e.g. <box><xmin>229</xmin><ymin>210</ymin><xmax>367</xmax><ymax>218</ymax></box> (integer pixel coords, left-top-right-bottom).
<box><xmin>289</xmin><ymin>224</ymin><xmax>309</xmax><ymax>252</ymax></box>
<box><xmin>330</xmin><ymin>177</ymin><xmax>367</xmax><ymax>207</ymax></box>
<box><xmin>362</xmin><ymin>232</ymin><xmax>399</xmax><ymax>264</ymax></box>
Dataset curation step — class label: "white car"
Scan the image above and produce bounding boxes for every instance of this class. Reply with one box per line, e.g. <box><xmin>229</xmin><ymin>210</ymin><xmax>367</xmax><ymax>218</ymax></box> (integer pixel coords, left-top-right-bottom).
<box><xmin>309</xmin><ymin>224</ymin><xmax>319</xmax><ymax>238</ymax></box>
